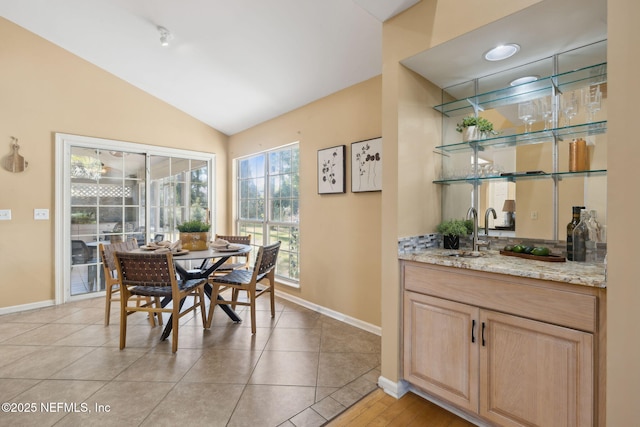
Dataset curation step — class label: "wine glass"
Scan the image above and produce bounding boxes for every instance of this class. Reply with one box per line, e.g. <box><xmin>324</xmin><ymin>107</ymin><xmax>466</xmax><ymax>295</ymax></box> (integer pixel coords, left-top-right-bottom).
<box><xmin>518</xmin><ymin>101</ymin><xmax>536</xmax><ymax>133</ymax></box>
<box><xmin>583</xmin><ymin>84</ymin><xmax>602</xmax><ymax>122</ymax></box>
<box><xmin>539</xmin><ymin>96</ymin><xmax>553</xmax><ymax>130</ymax></box>
<box><xmin>561</xmin><ymin>91</ymin><xmax>579</xmax><ymax>126</ymax></box>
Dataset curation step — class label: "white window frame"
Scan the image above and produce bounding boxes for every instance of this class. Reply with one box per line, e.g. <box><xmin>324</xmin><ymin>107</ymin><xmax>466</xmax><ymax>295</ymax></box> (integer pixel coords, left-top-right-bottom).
<box><xmin>236</xmin><ymin>143</ymin><xmax>299</xmax><ymax>286</ymax></box>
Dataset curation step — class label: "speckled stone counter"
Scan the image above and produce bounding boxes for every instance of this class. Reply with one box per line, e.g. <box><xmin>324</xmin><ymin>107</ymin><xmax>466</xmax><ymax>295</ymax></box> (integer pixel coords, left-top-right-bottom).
<box><xmin>399</xmin><ymin>249</ymin><xmax>606</xmax><ymax>288</ymax></box>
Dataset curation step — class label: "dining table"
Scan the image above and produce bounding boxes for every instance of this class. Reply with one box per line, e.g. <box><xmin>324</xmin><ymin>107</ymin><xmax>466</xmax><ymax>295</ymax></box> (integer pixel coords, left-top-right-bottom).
<box><xmin>131</xmin><ymin>244</ymin><xmax>252</xmax><ymax>341</ymax></box>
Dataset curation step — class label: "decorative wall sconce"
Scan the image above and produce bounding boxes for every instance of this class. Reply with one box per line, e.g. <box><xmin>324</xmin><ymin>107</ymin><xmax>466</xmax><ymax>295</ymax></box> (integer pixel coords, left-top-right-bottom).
<box><xmin>2</xmin><ymin>136</ymin><xmax>28</xmax><ymax>173</ymax></box>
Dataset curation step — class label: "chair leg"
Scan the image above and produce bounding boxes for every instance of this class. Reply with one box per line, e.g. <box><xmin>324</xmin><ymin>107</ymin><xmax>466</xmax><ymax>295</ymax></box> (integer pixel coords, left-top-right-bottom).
<box><xmin>249</xmin><ymin>289</ymin><xmax>257</xmax><ymax>334</ymax></box>
<box><xmin>119</xmin><ymin>292</ymin><xmax>128</xmax><ymax>350</ymax></box>
<box><xmin>104</xmin><ymin>285</ymin><xmax>114</xmax><ymax>326</ymax></box>
<box><xmin>198</xmin><ymin>288</ymin><xmax>207</xmax><ymax>326</ymax></box>
<box><xmin>145</xmin><ymin>297</ymin><xmax>157</xmax><ymax>327</ymax></box>
<box><xmin>206</xmin><ymin>284</ymin><xmax>221</xmax><ymax>328</ymax></box>
<box><xmin>154</xmin><ymin>297</ymin><xmax>163</xmax><ymax>325</ymax></box>
<box><xmin>269</xmin><ymin>279</ymin><xmax>276</xmax><ymax>318</ymax></box>
<box><xmin>171</xmin><ymin>299</ymin><xmax>181</xmax><ymax>353</ymax></box>
<box><xmin>230</xmin><ymin>288</ymin><xmax>239</xmax><ymax>310</ymax></box>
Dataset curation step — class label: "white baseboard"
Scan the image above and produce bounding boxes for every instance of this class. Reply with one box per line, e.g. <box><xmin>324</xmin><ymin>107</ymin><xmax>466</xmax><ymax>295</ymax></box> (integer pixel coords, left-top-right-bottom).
<box><xmin>377</xmin><ymin>376</ymin><xmax>410</xmax><ymax>398</ymax></box>
<box><xmin>274</xmin><ymin>290</ymin><xmax>381</xmax><ymax>336</ymax></box>
<box><xmin>0</xmin><ymin>299</ymin><xmax>55</xmax><ymax>316</ymax></box>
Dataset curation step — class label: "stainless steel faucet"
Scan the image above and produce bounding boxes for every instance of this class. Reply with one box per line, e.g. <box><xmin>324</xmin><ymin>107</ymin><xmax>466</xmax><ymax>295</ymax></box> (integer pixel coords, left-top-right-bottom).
<box><xmin>466</xmin><ymin>207</ymin><xmax>479</xmax><ymax>251</ymax></box>
<box><xmin>484</xmin><ymin>208</ymin><xmax>497</xmax><ymax>249</ymax></box>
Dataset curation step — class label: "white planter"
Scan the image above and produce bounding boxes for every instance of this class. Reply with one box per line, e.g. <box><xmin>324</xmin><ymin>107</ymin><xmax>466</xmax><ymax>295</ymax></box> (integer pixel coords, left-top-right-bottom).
<box><xmin>461</xmin><ymin>126</ymin><xmax>478</xmax><ymax>142</ymax></box>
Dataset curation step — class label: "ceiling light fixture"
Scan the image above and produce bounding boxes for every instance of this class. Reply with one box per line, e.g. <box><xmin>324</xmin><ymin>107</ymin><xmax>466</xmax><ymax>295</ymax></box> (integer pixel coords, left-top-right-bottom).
<box><xmin>510</xmin><ymin>75</ymin><xmax>540</xmax><ymax>86</ymax></box>
<box><xmin>158</xmin><ymin>26</ymin><xmax>172</xmax><ymax>47</ymax></box>
<box><xmin>484</xmin><ymin>43</ymin><xmax>520</xmax><ymax>61</ymax></box>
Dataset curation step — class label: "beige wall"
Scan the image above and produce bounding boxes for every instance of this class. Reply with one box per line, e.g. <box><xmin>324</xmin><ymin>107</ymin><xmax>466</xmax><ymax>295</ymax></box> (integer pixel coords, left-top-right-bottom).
<box><xmin>607</xmin><ymin>0</ymin><xmax>640</xmax><ymax>424</ymax></box>
<box><xmin>0</xmin><ymin>18</ymin><xmax>228</xmax><ymax>308</ymax></box>
<box><xmin>380</xmin><ymin>0</ymin><xmax>541</xmax><ymax>387</ymax></box>
<box><xmin>228</xmin><ymin>77</ymin><xmax>382</xmax><ymax>326</ymax></box>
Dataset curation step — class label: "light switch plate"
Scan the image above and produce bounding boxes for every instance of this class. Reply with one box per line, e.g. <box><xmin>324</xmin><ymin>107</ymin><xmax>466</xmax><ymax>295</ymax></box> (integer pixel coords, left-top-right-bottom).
<box><xmin>34</xmin><ymin>209</ymin><xmax>49</xmax><ymax>220</ymax></box>
<box><xmin>0</xmin><ymin>209</ymin><xmax>11</xmax><ymax>220</ymax></box>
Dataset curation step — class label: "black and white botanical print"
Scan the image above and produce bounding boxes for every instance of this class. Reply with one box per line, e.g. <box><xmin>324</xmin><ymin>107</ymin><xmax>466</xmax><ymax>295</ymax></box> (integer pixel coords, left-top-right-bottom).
<box><xmin>352</xmin><ymin>137</ymin><xmax>382</xmax><ymax>192</ymax></box>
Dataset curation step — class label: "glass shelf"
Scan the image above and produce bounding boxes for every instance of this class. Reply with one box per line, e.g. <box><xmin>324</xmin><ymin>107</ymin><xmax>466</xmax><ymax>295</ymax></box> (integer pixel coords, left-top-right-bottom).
<box><xmin>435</xmin><ymin>121</ymin><xmax>606</xmax><ymax>153</ymax></box>
<box><xmin>434</xmin><ymin>63</ymin><xmax>607</xmax><ymax>117</ymax></box>
<box><xmin>433</xmin><ymin>169</ymin><xmax>607</xmax><ymax>185</ymax></box>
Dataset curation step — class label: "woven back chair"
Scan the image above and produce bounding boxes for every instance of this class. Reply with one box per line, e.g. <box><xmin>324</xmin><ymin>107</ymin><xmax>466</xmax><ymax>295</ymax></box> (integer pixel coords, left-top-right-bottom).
<box><xmin>206</xmin><ymin>241</ymin><xmax>280</xmax><ymax>334</ymax></box>
<box><xmin>114</xmin><ymin>251</ymin><xmax>207</xmax><ymax>353</ymax></box>
<box><xmin>212</xmin><ymin>234</ymin><xmax>252</xmax><ymax>275</ymax></box>
<box><xmin>100</xmin><ymin>239</ymin><xmax>161</xmax><ymax>326</ymax></box>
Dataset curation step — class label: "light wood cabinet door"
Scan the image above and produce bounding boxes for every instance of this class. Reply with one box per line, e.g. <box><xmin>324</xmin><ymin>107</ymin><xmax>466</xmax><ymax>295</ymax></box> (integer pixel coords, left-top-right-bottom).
<box><xmin>480</xmin><ymin>310</ymin><xmax>593</xmax><ymax>427</ymax></box>
<box><xmin>404</xmin><ymin>291</ymin><xmax>479</xmax><ymax>412</ymax></box>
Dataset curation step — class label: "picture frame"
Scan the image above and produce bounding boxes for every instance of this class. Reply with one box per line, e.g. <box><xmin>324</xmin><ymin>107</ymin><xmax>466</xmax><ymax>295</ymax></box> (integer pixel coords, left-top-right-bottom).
<box><xmin>351</xmin><ymin>137</ymin><xmax>382</xmax><ymax>192</ymax></box>
<box><xmin>317</xmin><ymin>145</ymin><xmax>346</xmax><ymax>194</ymax></box>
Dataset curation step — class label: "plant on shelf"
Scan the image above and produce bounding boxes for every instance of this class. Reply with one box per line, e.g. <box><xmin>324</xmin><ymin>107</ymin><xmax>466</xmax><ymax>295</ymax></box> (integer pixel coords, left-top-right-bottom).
<box><xmin>436</xmin><ymin>219</ymin><xmax>472</xmax><ymax>249</ymax></box>
<box><xmin>456</xmin><ymin>116</ymin><xmax>499</xmax><ymax>141</ymax></box>
<box><xmin>176</xmin><ymin>219</ymin><xmax>211</xmax><ymax>251</ymax></box>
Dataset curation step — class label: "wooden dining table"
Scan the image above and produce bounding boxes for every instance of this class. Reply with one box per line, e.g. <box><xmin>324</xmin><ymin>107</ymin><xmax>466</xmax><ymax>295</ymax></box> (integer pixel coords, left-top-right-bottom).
<box><xmin>131</xmin><ymin>245</ymin><xmax>252</xmax><ymax>341</ymax></box>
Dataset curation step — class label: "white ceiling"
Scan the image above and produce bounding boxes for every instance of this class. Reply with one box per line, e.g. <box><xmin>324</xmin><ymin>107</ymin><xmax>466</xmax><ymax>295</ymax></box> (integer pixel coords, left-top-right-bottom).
<box><xmin>0</xmin><ymin>0</ymin><xmax>418</xmax><ymax>135</ymax></box>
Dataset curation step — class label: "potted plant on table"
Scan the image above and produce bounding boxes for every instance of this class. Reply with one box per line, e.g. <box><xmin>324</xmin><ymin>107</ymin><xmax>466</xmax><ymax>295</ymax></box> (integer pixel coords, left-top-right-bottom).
<box><xmin>176</xmin><ymin>219</ymin><xmax>211</xmax><ymax>251</ymax></box>
<box><xmin>436</xmin><ymin>219</ymin><xmax>472</xmax><ymax>249</ymax></box>
<box><xmin>456</xmin><ymin>116</ymin><xmax>498</xmax><ymax>141</ymax></box>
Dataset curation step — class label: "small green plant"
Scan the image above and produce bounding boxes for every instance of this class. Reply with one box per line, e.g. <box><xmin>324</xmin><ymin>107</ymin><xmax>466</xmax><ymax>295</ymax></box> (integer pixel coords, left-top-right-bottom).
<box><xmin>455</xmin><ymin>116</ymin><xmax>498</xmax><ymax>135</ymax></box>
<box><xmin>436</xmin><ymin>219</ymin><xmax>471</xmax><ymax>237</ymax></box>
<box><xmin>176</xmin><ymin>219</ymin><xmax>211</xmax><ymax>232</ymax></box>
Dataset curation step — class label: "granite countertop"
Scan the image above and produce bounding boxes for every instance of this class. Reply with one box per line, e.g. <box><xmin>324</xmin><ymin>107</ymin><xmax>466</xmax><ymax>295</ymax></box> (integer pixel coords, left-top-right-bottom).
<box><xmin>399</xmin><ymin>249</ymin><xmax>606</xmax><ymax>288</ymax></box>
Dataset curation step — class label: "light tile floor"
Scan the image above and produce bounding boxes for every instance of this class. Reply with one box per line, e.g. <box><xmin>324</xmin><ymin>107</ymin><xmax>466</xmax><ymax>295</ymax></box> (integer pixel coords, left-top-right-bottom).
<box><xmin>0</xmin><ymin>293</ymin><xmax>381</xmax><ymax>426</ymax></box>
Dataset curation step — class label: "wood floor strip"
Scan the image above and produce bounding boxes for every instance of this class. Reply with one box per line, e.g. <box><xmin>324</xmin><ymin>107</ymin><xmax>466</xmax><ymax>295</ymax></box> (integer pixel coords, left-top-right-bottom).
<box><xmin>326</xmin><ymin>389</ymin><xmax>475</xmax><ymax>427</ymax></box>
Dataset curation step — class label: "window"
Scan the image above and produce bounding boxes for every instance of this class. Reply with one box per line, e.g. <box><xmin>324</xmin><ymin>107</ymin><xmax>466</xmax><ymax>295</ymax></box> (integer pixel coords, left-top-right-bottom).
<box><xmin>237</xmin><ymin>144</ymin><xmax>299</xmax><ymax>283</ymax></box>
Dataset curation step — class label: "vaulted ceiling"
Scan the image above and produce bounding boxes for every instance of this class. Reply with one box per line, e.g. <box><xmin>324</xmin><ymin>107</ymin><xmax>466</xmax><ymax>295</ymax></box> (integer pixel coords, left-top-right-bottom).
<box><xmin>1</xmin><ymin>0</ymin><xmax>419</xmax><ymax>135</ymax></box>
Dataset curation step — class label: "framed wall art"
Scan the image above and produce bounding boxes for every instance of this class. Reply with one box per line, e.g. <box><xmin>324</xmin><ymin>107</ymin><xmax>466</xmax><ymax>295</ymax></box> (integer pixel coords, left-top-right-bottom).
<box><xmin>317</xmin><ymin>145</ymin><xmax>346</xmax><ymax>194</ymax></box>
<box><xmin>351</xmin><ymin>137</ymin><xmax>382</xmax><ymax>192</ymax></box>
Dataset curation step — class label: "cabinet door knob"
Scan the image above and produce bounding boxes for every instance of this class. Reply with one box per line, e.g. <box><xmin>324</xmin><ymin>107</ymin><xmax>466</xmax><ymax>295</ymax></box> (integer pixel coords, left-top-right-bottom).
<box><xmin>471</xmin><ymin>319</ymin><xmax>476</xmax><ymax>343</ymax></box>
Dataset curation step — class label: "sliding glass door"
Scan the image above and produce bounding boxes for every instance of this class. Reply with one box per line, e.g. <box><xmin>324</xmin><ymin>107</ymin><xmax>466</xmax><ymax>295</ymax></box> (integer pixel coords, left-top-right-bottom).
<box><xmin>149</xmin><ymin>156</ymin><xmax>210</xmax><ymax>244</ymax></box>
<box><xmin>57</xmin><ymin>134</ymin><xmax>215</xmax><ymax>300</ymax></box>
<box><xmin>69</xmin><ymin>147</ymin><xmax>146</xmax><ymax>295</ymax></box>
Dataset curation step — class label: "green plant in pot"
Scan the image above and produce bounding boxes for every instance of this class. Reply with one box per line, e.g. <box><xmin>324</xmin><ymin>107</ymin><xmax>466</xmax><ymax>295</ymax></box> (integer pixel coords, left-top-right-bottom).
<box><xmin>437</xmin><ymin>219</ymin><xmax>472</xmax><ymax>249</ymax></box>
<box><xmin>456</xmin><ymin>116</ymin><xmax>498</xmax><ymax>141</ymax></box>
<box><xmin>176</xmin><ymin>219</ymin><xmax>211</xmax><ymax>251</ymax></box>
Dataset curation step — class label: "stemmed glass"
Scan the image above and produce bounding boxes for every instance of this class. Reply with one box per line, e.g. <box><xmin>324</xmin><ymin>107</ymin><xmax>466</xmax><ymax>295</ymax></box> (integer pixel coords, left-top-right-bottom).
<box><xmin>538</xmin><ymin>97</ymin><xmax>553</xmax><ymax>130</ymax></box>
<box><xmin>518</xmin><ymin>101</ymin><xmax>536</xmax><ymax>133</ymax></box>
<box><xmin>561</xmin><ymin>91</ymin><xmax>579</xmax><ymax>126</ymax></box>
<box><xmin>583</xmin><ymin>84</ymin><xmax>602</xmax><ymax>122</ymax></box>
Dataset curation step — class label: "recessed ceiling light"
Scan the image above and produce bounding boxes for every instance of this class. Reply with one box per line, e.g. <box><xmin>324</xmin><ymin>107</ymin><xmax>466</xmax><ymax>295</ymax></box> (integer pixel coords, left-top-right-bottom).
<box><xmin>484</xmin><ymin>44</ymin><xmax>520</xmax><ymax>61</ymax></box>
<box><xmin>510</xmin><ymin>75</ymin><xmax>539</xmax><ymax>86</ymax></box>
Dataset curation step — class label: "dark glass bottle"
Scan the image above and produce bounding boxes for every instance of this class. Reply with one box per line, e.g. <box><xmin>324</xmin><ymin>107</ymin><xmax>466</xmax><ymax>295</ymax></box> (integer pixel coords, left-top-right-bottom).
<box><xmin>566</xmin><ymin>206</ymin><xmax>585</xmax><ymax>261</ymax></box>
<box><xmin>572</xmin><ymin>209</ymin><xmax>589</xmax><ymax>262</ymax></box>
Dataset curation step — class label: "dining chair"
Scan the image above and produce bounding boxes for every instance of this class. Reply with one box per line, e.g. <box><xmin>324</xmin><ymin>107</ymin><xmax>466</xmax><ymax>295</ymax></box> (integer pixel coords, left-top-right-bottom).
<box><xmin>99</xmin><ymin>239</ymin><xmax>161</xmax><ymax>327</ymax></box>
<box><xmin>206</xmin><ymin>241</ymin><xmax>280</xmax><ymax>334</ymax></box>
<box><xmin>114</xmin><ymin>251</ymin><xmax>207</xmax><ymax>353</ymax></box>
<box><xmin>211</xmin><ymin>233</ymin><xmax>252</xmax><ymax>275</ymax></box>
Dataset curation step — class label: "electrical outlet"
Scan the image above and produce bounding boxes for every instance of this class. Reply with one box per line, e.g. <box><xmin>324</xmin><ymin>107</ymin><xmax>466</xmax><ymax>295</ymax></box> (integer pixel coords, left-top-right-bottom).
<box><xmin>0</xmin><ymin>209</ymin><xmax>11</xmax><ymax>220</ymax></box>
<box><xmin>34</xmin><ymin>209</ymin><xmax>49</xmax><ymax>220</ymax></box>
<box><xmin>530</xmin><ymin>211</ymin><xmax>538</xmax><ymax>220</ymax></box>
